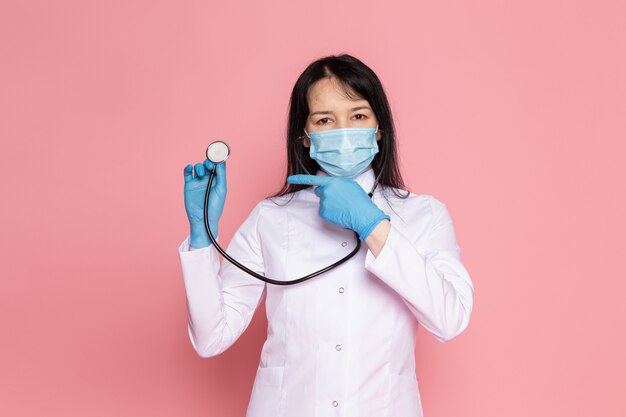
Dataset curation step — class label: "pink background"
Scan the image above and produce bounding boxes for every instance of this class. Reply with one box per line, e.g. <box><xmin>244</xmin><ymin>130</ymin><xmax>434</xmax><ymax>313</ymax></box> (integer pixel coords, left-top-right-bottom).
<box><xmin>1</xmin><ymin>0</ymin><xmax>625</xmax><ymax>416</ymax></box>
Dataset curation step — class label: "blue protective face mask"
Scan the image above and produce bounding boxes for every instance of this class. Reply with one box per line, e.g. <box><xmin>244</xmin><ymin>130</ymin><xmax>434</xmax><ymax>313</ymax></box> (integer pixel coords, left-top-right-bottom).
<box><xmin>305</xmin><ymin>126</ymin><xmax>379</xmax><ymax>178</ymax></box>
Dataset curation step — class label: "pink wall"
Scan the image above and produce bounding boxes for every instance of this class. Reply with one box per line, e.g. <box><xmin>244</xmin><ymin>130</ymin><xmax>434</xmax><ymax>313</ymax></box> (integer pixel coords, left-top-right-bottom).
<box><xmin>1</xmin><ymin>1</ymin><xmax>625</xmax><ymax>416</ymax></box>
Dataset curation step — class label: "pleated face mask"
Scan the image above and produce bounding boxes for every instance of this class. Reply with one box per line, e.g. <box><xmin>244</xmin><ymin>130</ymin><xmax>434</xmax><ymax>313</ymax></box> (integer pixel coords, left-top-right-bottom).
<box><xmin>306</xmin><ymin>126</ymin><xmax>379</xmax><ymax>178</ymax></box>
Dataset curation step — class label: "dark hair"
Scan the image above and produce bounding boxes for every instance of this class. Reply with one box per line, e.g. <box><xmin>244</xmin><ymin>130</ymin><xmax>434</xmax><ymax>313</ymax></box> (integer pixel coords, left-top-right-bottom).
<box><xmin>271</xmin><ymin>54</ymin><xmax>409</xmax><ymax>199</ymax></box>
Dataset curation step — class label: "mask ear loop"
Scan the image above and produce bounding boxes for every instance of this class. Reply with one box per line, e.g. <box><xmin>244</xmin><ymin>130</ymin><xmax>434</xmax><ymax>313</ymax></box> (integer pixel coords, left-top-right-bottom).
<box><xmin>295</xmin><ymin>133</ymin><xmax>314</xmax><ymax>176</ymax></box>
<box><xmin>369</xmin><ymin>127</ymin><xmax>385</xmax><ymax>197</ymax></box>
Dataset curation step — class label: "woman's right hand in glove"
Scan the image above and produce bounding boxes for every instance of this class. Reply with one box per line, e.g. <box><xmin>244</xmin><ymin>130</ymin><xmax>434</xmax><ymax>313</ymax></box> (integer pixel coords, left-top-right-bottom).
<box><xmin>183</xmin><ymin>160</ymin><xmax>227</xmax><ymax>248</ymax></box>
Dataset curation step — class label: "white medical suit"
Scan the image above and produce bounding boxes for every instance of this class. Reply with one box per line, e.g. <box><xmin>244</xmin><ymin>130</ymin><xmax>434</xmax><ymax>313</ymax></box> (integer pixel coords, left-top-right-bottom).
<box><xmin>178</xmin><ymin>168</ymin><xmax>474</xmax><ymax>417</ymax></box>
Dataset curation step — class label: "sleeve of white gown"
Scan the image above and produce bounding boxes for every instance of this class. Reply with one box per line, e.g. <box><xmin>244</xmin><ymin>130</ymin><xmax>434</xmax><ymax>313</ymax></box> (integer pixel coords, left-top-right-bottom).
<box><xmin>178</xmin><ymin>203</ymin><xmax>266</xmax><ymax>357</ymax></box>
<box><xmin>365</xmin><ymin>197</ymin><xmax>474</xmax><ymax>343</ymax></box>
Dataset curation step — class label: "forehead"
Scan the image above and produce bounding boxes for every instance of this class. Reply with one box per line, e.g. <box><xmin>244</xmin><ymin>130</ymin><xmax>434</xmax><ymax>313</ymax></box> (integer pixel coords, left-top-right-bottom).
<box><xmin>307</xmin><ymin>77</ymin><xmax>368</xmax><ymax>110</ymax></box>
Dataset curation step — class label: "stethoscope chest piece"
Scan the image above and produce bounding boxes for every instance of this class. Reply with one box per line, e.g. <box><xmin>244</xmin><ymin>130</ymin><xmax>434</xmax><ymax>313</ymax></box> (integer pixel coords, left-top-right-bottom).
<box><xmin>206</xmin><ymin>141</ymin><xmax>230</xmax><ymax>164</ymax></box>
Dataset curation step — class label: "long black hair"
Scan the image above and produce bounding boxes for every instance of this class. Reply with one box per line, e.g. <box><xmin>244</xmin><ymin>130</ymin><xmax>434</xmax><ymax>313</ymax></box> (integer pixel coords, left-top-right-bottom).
<box><xmin>271</xmin><ymin>54</ymin><xmax>409</xmax><ymax>199</ymax></box>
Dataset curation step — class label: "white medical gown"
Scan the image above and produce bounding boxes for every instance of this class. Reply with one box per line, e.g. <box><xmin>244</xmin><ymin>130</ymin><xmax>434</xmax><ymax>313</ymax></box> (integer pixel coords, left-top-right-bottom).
<box><xmin>178</xmin><ymin>168</ymin><xmax>474</xmax><ymax>417</ymax></box>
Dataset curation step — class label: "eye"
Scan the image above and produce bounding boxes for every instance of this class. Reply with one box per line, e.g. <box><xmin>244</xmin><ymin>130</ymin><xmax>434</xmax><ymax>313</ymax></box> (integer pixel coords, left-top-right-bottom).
<box><xmin>353</xmin><ymin>114</ymin><xmax>367</xmax><ymax>120</ymax></box>
<box><xmin>316</xmin><ymin>117</ymin><xmax>332</xmax><ymax>125</ymax></box>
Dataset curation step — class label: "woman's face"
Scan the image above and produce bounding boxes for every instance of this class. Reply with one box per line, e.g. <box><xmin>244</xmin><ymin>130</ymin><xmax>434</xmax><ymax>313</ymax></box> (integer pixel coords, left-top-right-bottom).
<box><xmin>303</xmin><ymin>76</ymin><xmax>381</xmax><ymax>147</ymax></box>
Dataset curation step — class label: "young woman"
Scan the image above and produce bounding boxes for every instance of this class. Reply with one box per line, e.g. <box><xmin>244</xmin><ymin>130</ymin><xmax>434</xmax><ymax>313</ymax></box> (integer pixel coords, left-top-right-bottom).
<box><xmin>179</xmin><ymin>54</ymin><xmax>474</xmax><ymax>417</ymax></box>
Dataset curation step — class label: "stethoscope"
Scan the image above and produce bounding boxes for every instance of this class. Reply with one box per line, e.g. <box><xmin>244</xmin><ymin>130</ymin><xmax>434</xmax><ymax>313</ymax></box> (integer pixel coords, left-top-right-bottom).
<box><xmin>203</xmin><ymin>140</ymin><xmax>380</xmax><ymax>286</ymax></box>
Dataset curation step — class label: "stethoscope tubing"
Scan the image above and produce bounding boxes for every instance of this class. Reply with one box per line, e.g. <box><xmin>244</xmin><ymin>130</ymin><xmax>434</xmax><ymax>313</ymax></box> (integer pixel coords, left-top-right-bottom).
<box><xmin>204</xmin><ymin>166</ymin><xmax>363</xmax><ymax>285</ymax></box>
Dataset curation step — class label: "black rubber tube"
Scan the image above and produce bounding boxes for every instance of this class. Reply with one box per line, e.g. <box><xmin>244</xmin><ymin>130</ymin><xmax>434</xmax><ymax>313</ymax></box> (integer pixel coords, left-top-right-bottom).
<box><xmin>203</xmin><ymin>166</ymin><xmax>363</xmax><ymax>285</ymax></box>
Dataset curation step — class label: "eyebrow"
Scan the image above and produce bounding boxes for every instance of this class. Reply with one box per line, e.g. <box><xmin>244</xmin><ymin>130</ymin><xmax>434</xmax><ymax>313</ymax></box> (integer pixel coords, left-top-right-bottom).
<box><xmin>309</xmin><ymin>106</ymin><xmax>372</xmax><ymax>116</ymax></box>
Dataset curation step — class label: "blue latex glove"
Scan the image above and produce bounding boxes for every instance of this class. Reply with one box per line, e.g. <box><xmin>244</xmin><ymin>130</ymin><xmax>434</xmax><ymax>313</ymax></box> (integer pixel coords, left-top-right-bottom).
<box><xmin>287</xmin><ymin>175</ymin><xmax>390</xmax><ymax>240</ymax></box>
<box><xmin>183</xmin><ymin>160</ymin><xmax>227</xmax><ymax>248</ymax></box>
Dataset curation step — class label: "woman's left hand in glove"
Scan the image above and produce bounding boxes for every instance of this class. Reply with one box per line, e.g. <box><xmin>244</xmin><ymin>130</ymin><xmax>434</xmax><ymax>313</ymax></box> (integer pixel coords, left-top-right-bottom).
<box><xmin>287</xmin><ymin>174</ymin><xmax>390</xmax><ymax>240</ymax></box>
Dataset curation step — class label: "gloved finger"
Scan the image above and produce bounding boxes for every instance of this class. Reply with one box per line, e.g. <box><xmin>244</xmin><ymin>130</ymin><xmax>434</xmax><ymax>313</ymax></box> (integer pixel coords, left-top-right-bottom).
<box><xmin>184</xmin><ymin>164</ymin><xmax>194</xmax><ymax>183</ymax></box>
<box><xmin>203</xmin><ymin>159</ymin><xmax>216</xmax><ymax>172</ymax></box>
<box><xmin>287</xmin><ymin>174</ymin><xmax>331</xmax><ymax>187</ymax></box>
<box><xmin>314</xmin><ymin>186</ymin><xmax>323</xmax><ymax>197</ymax></box>
<box><xmin>214</xmin><ymin>161</ymin><xmax>227</xmax><ymax>189</ymax></box>
<box><xmin>194</xmin><ymin>162</ymin><xmax>206</xmax><ymax>178</ymax></box>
